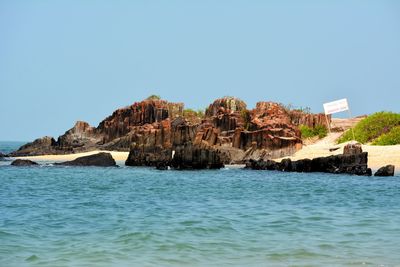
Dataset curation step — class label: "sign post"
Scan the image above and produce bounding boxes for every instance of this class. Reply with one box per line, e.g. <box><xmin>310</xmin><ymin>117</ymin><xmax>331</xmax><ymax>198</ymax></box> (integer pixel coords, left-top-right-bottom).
<box><xmin>323</xmin><ymin>98</ymin><xmax>356</xmax><ymax>141</ymax></box>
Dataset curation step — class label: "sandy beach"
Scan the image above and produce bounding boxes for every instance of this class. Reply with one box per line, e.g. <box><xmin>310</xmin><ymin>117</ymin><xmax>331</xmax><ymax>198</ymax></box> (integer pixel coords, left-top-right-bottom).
<box><xmin>16</xmin><ymin>150</ymin><xmax>130</xmax><ymax>163</ymax></box>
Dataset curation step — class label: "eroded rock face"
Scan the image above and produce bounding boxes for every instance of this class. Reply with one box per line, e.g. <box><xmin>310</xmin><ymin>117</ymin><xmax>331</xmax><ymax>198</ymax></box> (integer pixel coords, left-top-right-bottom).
<box><xmin>56</xmin><ymin>152</ymin><xmax>116</xmax><ymax>167</ymax></box>
<box><xmin>374</xmin><ymin>165</ymin><xmax>395</xmax><ymax>176</ymax></box>
<box><xmin>97</xmin><ymin>100</ymin><xmax>183</xmax><ymax>143</ymax></box>
<box><xmin>11</xmin><ymin>159</ymin><xmax>38</xmax><ymax>166</ymax></box>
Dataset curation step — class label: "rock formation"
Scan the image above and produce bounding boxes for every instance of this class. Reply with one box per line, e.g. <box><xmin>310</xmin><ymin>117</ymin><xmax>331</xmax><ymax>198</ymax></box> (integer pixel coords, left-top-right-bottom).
<box><xmin>245</xmin><ymin>153</ymin><xmax>371</xmax><ymax>176</ymax></box>
<box><xmin>56</xmin><ymin>152</ymin><xmax>116</xmax><ymax>167</ymax></box>
<box><xmin>10</xmin><ymin>136</ymin><xmax>58</xmax><ymax>156</ymax></box>
<box><xmin>245</xmin><ymin>144</ymin><xmax>372</xmax><ymax>176</ymax></box>
<box><xmin>11</xmin><ymin>96</ymin><xmax>329</xmax><ymax>168</ymax></box>
<box><xmin>374</xmin><ymin>165</ymin><xmax>395</xmax><ymax>176</ymax></box>
<box><xmin>11</xmin><ymin>159</ymin><xmax>39</xmax><ymax>166</ymax></box>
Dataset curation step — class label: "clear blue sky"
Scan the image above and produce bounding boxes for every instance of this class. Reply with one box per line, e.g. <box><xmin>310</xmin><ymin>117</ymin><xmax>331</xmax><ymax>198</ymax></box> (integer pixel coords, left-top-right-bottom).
<box><xmin>1</xmin><ymin>0</ymin><xmax>399</xmax><ymax>141</ymax></box>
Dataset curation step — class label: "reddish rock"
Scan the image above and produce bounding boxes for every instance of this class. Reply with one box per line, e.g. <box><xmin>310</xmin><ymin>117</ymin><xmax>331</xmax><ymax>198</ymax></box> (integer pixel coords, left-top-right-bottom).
<box><xmin>97</xmin><ymin>99</ymin><xmax>183</xmax><ymax>143</ymax></box>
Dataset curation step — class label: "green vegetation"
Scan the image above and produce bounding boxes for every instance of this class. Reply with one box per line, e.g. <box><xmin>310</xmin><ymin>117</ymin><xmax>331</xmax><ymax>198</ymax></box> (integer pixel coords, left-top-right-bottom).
<box><xmin>183</xmin><ymin>108</ymin><xmax>205</xmax><ymax>119</ymax></box>
<box><xmin>282</xmin><ymin>103</ymin><xmax>311</xmax><ymax>114</ymax></box>
<box><xmin>300</xmin><ymin>125</ymin><xmax>328</xmax><ymax>139</ymax></box>
<box><xmin>240</xmin><ymin>110</ymin><xmax>252</xmax><ymax>130</ymax></box>
<box><xmin>372</xmin><ymin>126</ymin><xmax>400</xmax><ymax>145</ymax></box>
<box><xmin>337</xmin><ymin>112</ymin><xmax>400</xmax><ymax>144</ymax></box>
<box><xmin>146</xmin><ymin>94</ymin><xmax>161</xmax><ymax>100</ymax></box>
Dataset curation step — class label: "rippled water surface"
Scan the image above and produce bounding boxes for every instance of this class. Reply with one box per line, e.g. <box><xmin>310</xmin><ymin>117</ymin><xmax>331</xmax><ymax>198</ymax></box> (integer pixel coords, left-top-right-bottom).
<box><xmin>1</xmin><ymin>146</ymin><xmax>400</xmax><ymax>266</ymax></box>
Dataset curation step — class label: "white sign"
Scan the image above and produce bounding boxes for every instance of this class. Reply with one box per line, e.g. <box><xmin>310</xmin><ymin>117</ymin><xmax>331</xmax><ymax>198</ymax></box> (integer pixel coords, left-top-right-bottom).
<box><xmin>323</xmin><ymin>98</ymin><xmax>349</xmax><ymax>115</ymax></box>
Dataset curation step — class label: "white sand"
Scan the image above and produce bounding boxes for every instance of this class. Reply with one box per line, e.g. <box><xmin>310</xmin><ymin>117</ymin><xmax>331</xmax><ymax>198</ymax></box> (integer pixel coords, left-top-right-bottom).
<box><xmin>16</xmin><ymin>150</ymin><xmax>129</xmax><ymax>162</ymax></box>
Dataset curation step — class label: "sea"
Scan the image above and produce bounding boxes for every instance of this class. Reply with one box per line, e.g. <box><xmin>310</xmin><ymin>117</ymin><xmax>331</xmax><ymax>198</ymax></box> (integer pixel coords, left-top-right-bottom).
<box><xmin>1</xmin><ymin>141</ymin><xmax>400</xmax><ymax>267</ymax></box>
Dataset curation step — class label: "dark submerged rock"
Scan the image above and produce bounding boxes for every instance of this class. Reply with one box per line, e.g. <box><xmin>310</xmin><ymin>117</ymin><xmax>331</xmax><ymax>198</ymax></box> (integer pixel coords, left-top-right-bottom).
<box><xmin>374</xmin><ymin>165</ymin><xmax>395</xmax><ymax>177</ymax></box>
<box><xmin>11</xmin><ymin>159</ymin><xmax>38</xmax><ymax>166</ymax></box>
<box><xmin>56</xmin><ymin>152</ymin><xmax>116</xmax><ymax>167</ymax></box>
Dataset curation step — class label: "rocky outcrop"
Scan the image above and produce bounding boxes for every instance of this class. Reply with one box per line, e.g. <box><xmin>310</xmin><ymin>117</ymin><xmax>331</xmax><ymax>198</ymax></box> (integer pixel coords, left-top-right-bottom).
<box><xmin>374</xmin><ymin>165</ymin><xmax>395</xmax><ymax>176</ymax></box>
<box><xmin>125</xmin><ymin>117</ymin><xmax>225</xmax><ymax>169</ymax></box>
<box><xmin>13</xmin><ymin>96</ymin><xmax>328</xmax><ymax>166</ymax></box>
<box><xmin>56</xmin><ymin>152</ymin><xmax>116</xmax><ymax>167</ymax></box>
<box><xmin>11</xmin><ymin>159</ymin><xmax>38</xmax><ymax>166</ymax></box>
<box><xmin>245</xmin><ymin>152</ymin><xmax>372</xmax><ymax>176</ymax></box>
<box><xmin>10</xmin><ymin>136</ymin><xmax>58</xmax><ymax>156</ymax></box>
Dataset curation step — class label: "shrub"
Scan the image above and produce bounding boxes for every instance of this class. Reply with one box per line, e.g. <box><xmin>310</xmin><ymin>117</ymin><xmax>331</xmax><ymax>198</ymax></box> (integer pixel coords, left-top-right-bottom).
<box><xmin>337</xmin><ymin>112</ymin><xmax>400</xmax><ymax>144</ymax></box>
<box><xmin>183</xmin><ymin>108</ymin><xmax>205</xmax><ymax>119</ymax></box>
<box><xmin>372</xmin><ymin>126</ymin><xmax>400</xmax><ymax>145</ymax></box>
<box><xmin>146</xmin><ymin>94</ymin><xmax>161</xmax><ymax>100</ymax></box>
<box><xmin>240</xmin><ymin>110</ymin><xmax>251</xmax><ymax>130</ymax></box>
<box><xmin>299</xmin><ymin>125</ymin><xmax>328</xmax><ymax>139</ymax></box>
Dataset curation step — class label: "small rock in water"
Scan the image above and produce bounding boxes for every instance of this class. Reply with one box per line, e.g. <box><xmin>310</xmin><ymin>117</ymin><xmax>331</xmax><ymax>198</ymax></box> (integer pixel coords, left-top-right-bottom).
<box><xmin>11</xmin><ymin>159</ymin><xmax>39</xmax><ymax>166</ymax></box>
<box><xmin>374</xmin><ymin>165</ymin><xmax>395</xmax><ymax>177</ymax></box>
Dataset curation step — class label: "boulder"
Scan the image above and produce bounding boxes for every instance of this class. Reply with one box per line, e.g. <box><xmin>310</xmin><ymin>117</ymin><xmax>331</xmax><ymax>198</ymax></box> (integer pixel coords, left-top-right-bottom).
<box><xmin>56</xmin><ymin>152</ymin><xmax>116</xmax><ymax>167</ymax></box>
<box><xmin>374</xmin><ymin>165</ymin><xmax>395</xmax><ymax>176</ymax></box>
<box><xmin>11</xmin><ymin>159</ymin><xmax>38</xmax><ymax>166</ymax></box>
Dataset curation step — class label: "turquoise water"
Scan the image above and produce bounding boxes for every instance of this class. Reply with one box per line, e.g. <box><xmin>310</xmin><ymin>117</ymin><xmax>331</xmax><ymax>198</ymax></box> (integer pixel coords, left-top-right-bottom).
<box><xmin>1</xmin><ymin>143</ymin><xmax>400</xmax><ymax>266</ymax></box>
